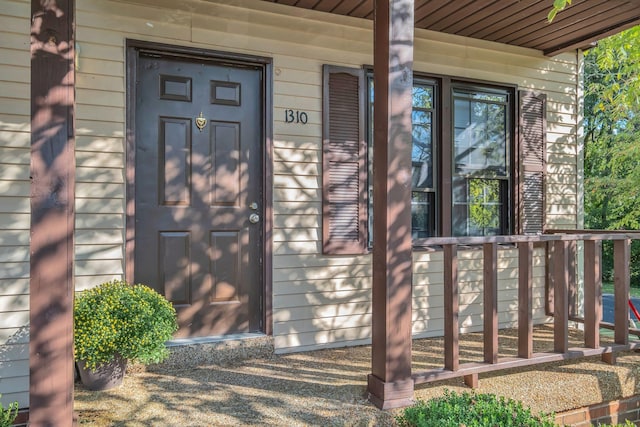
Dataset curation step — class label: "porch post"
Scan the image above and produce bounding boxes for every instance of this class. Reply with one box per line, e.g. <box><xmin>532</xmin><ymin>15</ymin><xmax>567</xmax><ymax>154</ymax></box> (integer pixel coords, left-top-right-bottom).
<box><xmin>30</xmin><ymin>0</ymin><xmax>76</xmax><ymax>425</ymax></box>
<box><xmin>367</xmin><ymin>0</ymin><xmax>415</xmax><ymax>410</ymax></box>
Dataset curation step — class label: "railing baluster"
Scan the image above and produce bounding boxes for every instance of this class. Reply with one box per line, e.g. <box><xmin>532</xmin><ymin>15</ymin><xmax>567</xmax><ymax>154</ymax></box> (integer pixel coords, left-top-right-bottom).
<box><xmin>444</xmin><ymin>243</ymin><xmax>459</xmax><ymax>371</ymax></box>
<box><xmin>584</xmin><ymin>239</ymin><xmax>602</xmax><ymax>349</ymax></box>
<box><xmin>410</xmin><ymin>233</ymin><xmax>640</xmax><ymax>389</ymax></box>
<box><xmin>614</xmin><ymin>239</ymin><xmax>631</xmax><ymax>345</ymax></box>
<box><xmin>568</xmin><ymin>240</ymin><xmax>578</xmax><ymax>318</ymax></box>
<box><xmin>483</xmin><ymin>243</ymin><xmax>498</xmax><ymax>364</ymax></box>
<box><xmin>518</xmin><ymin>241</ymin><xmax>534</xmax><ymax>358</ymax></box>
<box><xmin>545</xmin><ymin>242</ymin><xmax>554</xmax><ymax>316</ymax></box>
<box><xmin>553</xmin><ymin>240</ymin><xmax>569</xmax><ymax>353</ymax></box>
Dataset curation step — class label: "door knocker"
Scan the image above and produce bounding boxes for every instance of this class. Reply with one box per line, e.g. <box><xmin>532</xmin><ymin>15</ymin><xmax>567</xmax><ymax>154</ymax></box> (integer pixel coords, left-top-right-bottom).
<box><xmin>195</xmin><ymin>112</ymin><xmax>207</xmax><ymax>132</ymax></box>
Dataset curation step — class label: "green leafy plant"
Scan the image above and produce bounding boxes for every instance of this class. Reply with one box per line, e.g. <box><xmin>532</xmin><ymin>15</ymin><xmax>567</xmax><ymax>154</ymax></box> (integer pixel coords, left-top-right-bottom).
<box><xmin>74</xmin><ymin>280</ymin><xmax>178</xmax><ymax>371</ymax></box>
<box><xmin>396</xmin><ymin>390</ymin><xmax>556</xmax><ymax>427</ymax></box>
<box><xmin>0</xmin><ymin>395</ymin><xmax>18</xmax><ymax>427</ymax></box>
<box><xmin>598</xmin><ymin>422</ymin><xmax>636</xmax><ymax>427</ymax></box>
<box><xmin>547</xmin><ymin>0</ymin><xmax>572</xmax><ymax>22</ymax></box>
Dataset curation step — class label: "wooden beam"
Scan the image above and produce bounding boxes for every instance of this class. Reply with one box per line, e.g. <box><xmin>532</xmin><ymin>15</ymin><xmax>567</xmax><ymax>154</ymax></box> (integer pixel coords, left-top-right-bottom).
<box><xmin>553</xmin><ymin>240</ymin><xmax>569</xmax><ymax>353</ymax></box>
<box><xmin>423</xmin><ymin>232</ymin><xmax>640</xmax><ymax>245</ymax></box>
<box><xmin>567</xmin><ymin>240</ymin><xmax>578</xmax><ymax>318</ymax></box>
<box><xmin>29</xmin><ymin>0</ymin><xmax>76</xmax><ymax>425</ymax></box>
<box><xmin>483</xmin><ymin>243</ymin><xmax>498</xmax><ymax>364</ymax></box>
<box><xmin>368</xmin><ymin>0</ymin><xmax>415</xmax><ymax>410</ymax></box>
<box><xmin>413</xmin><ymin>342</ymin><xmax>640</xmax><ymax>385</ymax></box>
<box><xmin>614</xmin><ymin>239</ymin><xmax>631</xmax><ymax>345</ymax></box>
<box><xmin>584</xmin><ymin>240</ymin><xmax>602</xmax><ymax>349</ymax></box>
<box><xmin>464</xmin><ymin>373</ymin><xmax>478</xmax><ymax>388</ymax></box>
<box><xmin>518</xmin><ymin>241</ymin><xmax>533</xmax><ymax>358</ymax></box>
<box><xmin>444</xmin><ymin>244</ymin><xmax>459</xmax><ymax>371</ymax></box>
<box><xmin>602</xmin><ymin>352</ymin><xmax>616</xmax><ymax>365</ymax></box>
<box><xmin>545</xmin><ymin>242</ymin><xmax>553</xmax><ymax>316</ymax></box>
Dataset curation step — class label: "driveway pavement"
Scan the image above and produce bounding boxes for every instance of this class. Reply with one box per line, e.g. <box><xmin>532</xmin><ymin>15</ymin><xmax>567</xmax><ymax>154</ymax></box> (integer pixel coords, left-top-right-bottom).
<box><xmin>602</xmin><ymin>293</ymin><xmax>640</xmax><ymax>324</ymax></box>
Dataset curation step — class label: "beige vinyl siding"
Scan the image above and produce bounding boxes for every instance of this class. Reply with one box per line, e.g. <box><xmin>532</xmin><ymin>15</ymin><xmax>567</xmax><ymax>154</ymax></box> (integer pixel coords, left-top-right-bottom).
<box><xmin>0</xmin><ymin>1</ymin><xmax>579</xmax><ymax>398</ymax></box>
<box><xmin>412</xmin><ymin>249</ymin><xmax>548</xmax><ymax>338</ymax></box>
<box><xmin>0</xmin><ymin>0</ymin><xmax>30</xmax><ymax>410</ymax></box>
<box><xmin>75</xmin><ymin>6</ymin><xmax>127</xmax><ymax>291</ymax></box>
<box><xmin>74</xmin><ymin>0</ymin><xmax>577</xmax><ymax>353</ymax></box>
<box><xmin>0</xmin><ymin>0</ymin><xmax>580</xmax><ymax>415</ymax></box>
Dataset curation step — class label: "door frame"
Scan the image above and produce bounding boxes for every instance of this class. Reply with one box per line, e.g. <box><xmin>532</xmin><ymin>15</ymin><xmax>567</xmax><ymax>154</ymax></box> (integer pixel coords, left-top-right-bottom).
<box><xmin>125</xmin><ymin>39</ymin><xmax>273</xmax><ymax>336</ymax></box>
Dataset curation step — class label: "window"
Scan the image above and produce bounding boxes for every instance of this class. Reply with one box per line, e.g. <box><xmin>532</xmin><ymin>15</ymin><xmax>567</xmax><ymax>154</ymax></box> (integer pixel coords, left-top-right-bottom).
<box><xmin>411</xmin><ymin>83</ymin><xmax>437</xmax><ymax>239</ymax></box>
<box><xmin>452</xmin><ymin>88</ymin><xmax>511</xmax><ymax>236</ymax></box>
<box><xmin>322</xmin><ymin>64</ymin><xmax>545</xmax><ymax>255</ymax></box>
<box><xmin>367</xmin><ymin>78</ymin><xmax>438</xmax><ymax>243</ymax></box>
<box><xmin>367</xmin><ymin>77</ymin><xmax>513</xmax><ymax>241</ymax></box>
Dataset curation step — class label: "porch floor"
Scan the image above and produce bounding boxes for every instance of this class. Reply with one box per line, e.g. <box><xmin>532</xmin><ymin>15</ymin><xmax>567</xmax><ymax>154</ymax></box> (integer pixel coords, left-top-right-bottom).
<box><xmin>74</xmin><ymin>325</ymin><xmax>640</xmax><ymax>426</ymax></box>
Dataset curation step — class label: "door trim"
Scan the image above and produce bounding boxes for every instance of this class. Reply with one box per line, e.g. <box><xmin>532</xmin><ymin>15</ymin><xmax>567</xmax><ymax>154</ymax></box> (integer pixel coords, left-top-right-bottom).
<box><xmin>125</xmin><ymin>39</ymin><xmax>273</xmax><ymax>336</ymax></box>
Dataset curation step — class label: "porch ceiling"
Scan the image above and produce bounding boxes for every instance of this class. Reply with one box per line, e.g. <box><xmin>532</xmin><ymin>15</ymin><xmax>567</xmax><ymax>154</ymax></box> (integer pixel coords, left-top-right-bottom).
<box><xmin>263</xmin><ymin>0</ymin><xmax>640</xmax><ymax>55</ymax></box>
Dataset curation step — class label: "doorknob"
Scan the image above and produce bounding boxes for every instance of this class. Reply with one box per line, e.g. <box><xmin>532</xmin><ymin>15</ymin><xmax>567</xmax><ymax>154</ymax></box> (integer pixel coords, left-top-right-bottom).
<box><xmin>249</xmin><ymin>213</ymin><xmax>260</xmax><ymax>224</ymax></box>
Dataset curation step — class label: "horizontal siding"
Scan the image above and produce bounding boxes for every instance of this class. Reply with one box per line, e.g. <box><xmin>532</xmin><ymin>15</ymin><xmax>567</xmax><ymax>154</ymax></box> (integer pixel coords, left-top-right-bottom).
<box><xmin>0</xmin><ymin>0</ymin><xmax>580</xmax><ymax>395</ymax></box>
<box><xmin>259</xmin><ymin>0</ymin><xmax>574</xmax><ymax>350</ymax></box>
<box><xmin>0</xmin><ymin>279</ymin><xmax>29</xmax><ymax>297</ymax></box>
<box><xmin>74</xmin><ymin>0</ymin><xmax>578</xmax><ymax>354</ymax></box>
<box><xmin>0</xmin><ymin>0</ymin><xmax>30</xmax><ymax>409</ymax></box>
<box><xmin>412</xmin><ymin>249</ymin><xmax>549</xmax><ymax>339</ymax></box>
<box><xmin>73</xmin><ymin>1</ymin><xmax>129</xmax><ymax>293</ymax></box>
<box><xmin>273</xmin><ymin>248</ymin><xmax>550</xmax><ymax>351</ymax></box>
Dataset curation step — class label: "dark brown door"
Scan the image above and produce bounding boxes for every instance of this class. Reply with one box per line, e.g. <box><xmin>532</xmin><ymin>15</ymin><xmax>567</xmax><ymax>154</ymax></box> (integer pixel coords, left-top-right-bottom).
<box><xmin>134</xmin><ymin>52</ymin><xmax>263</xmax><ymax>338</ymax></box>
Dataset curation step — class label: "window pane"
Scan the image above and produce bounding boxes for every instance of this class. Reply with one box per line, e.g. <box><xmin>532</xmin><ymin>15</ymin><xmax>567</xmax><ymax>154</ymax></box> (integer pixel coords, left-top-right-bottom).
<box><xmin>453</xmin><ymin>98</ymin><xmax>507</xmax><ymax>176</ymax></box>
<box><xmin>412</xmin><ymin>110</ymin><xmax>433</xmax><ymax>189</ymax></box>
<box><xmin>413</xmin><ymin>86</ymin><xmax>433</xmax><ymax>108</ymax></box>
<box><xmin>465</xmin><ymin>92</ymin><xmax>507</xmax><ymax>103</ymax></box>
<box><xmin>452</xmin><ymin>178</ymin><xmax>504</xmax><ymax>236</ymax></box>
<box><xmin>412</xmin><ymin>191</ymin><xmax>435</xmax><ymax>238</ymax></box>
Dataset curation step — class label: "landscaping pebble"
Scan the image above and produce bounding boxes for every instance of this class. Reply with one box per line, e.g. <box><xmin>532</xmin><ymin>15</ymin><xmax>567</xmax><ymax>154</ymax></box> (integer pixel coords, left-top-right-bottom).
<box><xmin>75</xmin><ymin>326</ymin><xmax>640</xmax><ymax>426</ymax></box>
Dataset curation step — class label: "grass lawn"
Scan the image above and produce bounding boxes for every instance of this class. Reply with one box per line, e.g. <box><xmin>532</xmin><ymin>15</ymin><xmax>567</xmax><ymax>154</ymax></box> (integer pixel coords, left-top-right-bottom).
<box><xmin>602</xmin><ymin>281</ymin><xmax>640</xmax><ymax>297</ymax></box>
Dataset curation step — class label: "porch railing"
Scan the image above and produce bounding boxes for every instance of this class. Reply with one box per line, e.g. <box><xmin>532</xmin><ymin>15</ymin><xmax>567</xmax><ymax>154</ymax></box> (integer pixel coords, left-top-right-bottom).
<box><xmin>412</xmin><ymin>231</ymin><xmax>640</xmax><ymax>389</ymax></box>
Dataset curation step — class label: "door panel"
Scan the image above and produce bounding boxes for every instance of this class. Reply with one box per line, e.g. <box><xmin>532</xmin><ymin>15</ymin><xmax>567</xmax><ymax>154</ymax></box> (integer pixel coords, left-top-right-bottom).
<box><xmin>134</xmin><ymin>52</ymin><xmax>263</xmax><ymax>338</ymax></box>
<box><xmin>159</xmin><ymin>117</ymin><xmax>191</xmax><ymax>206</ymax></box>
<box><xmin>210</xmin><ymin>231</ymin><xmax>241</xmax><ymax>302</ymax></box>
<box><xmin>159</xmin><ymin>231</ymin><xmax>191</xmax><ymax>305</ymax></box>
<box><xmin>211</xmin><ymin>121</ymin><xmax>241</xmax><ymax>206</ymax></box>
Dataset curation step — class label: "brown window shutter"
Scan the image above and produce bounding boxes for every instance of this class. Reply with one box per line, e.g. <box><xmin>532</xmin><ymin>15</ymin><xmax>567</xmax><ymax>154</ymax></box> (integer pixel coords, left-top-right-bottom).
<box><xmin>322</xmin><ymin>65</ymin><xmax>367</xmax><ymax>254</ymax></box>
<box><xmin>519</xmin><ymin>90</ymin><xmax>547</xmax><ymax>234</ymax></box>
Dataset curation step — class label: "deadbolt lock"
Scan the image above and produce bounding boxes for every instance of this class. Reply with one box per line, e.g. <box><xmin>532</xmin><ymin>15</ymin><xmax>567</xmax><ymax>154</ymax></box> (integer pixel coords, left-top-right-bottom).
<box><xmin>249</xmin><ymin>202</ymin><xmax>258</xmax><ymax>210</ymax></box>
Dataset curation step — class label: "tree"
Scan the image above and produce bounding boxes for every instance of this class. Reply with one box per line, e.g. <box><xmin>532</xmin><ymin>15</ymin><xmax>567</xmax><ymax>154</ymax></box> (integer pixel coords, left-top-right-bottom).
<box><xmin>547</xmin><ymin>0</ymin><xmax>572</xmax><ymax>22</ymax></box>
<box><xmin>583</xmin><ymin>26</ymin><xmax>640</xmax><ymax>283</ymax></box>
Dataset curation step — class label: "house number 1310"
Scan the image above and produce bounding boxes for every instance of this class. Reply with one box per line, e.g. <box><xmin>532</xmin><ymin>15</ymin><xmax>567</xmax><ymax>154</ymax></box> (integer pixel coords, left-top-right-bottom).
<box><xmin>285</xmin><ymin>109</ymin><xmax>308</xmax><ymax>124</ymax></box>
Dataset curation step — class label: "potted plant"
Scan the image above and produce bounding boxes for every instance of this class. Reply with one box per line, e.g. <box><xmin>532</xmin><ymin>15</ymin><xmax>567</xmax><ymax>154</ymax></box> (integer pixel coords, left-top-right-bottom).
<box><xmin>74</xmin><ymin>279</ymin><xmax>178</xmax><ymax>390</ymax></box>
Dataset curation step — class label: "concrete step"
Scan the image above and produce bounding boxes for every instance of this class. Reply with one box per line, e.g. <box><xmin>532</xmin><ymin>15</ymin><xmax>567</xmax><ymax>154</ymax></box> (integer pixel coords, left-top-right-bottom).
<box><xmin>138</xmin><ymin>333</ymin><xmax>274</xmax><ymax>373</ymax></box>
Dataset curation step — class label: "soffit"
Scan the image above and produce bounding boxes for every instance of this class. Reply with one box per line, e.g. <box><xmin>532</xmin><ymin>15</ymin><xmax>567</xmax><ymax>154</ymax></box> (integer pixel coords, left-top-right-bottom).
<box><xmin>262</xmin><ymin>0</ymin><xmax>640</xmax><ymax>55</ymax></box>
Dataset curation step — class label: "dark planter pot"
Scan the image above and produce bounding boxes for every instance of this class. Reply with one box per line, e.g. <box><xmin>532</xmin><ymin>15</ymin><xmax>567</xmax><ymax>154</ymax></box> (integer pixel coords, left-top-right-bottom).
<box><xmin>76</xmin><ymin>354</ymin><xmax>127</xmax><ymax>391</ymax></box>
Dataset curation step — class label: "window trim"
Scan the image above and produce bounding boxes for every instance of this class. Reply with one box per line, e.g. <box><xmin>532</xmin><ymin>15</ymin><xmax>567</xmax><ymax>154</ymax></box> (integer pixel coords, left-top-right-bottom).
<box><xmin>365</xmin><ymin>71</ymin><xmax>518</xmax><ymax>249</ymax></box>
<box><xmin>411</xmin><ymin>78</ymin><xmax>439</xmax><ymax>240</ymax></box>
<box><xmin>323</xmin><ymin>65</ymin><xmax>544</xmax><ymax>254</ymax></box>
<box><xmin>450</xmin><ymin>82</ymin><xmax>514</xmax><ymax>238</ymax></box>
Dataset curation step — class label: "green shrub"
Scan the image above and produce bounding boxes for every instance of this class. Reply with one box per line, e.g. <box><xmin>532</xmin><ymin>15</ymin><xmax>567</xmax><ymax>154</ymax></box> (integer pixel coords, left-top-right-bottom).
<box><xmin>74</xmin><ymin>280</ymin><xmax>178</xmax><ymax>371</ymax></box>
<box><xmin>0</xmin><ymin>396</ymin><xmax>18</xmax><ymax>427</ymax></box>
<box><xmin>597</xmin><ymin>421</ymin><xmax>636</xmax><ymax>427</ymax></box>
<box><xmin>396</xmin><ymin>390</ymin><xmax>556</xmax><ymax>427</ymax></box>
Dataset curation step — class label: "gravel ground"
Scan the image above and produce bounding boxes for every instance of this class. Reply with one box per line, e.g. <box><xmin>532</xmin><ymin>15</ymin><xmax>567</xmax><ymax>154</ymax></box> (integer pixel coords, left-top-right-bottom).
<box><xmin>74</xmin><ymin>326</ymin><xmax>640</xmax><ymax>426</ymax></box>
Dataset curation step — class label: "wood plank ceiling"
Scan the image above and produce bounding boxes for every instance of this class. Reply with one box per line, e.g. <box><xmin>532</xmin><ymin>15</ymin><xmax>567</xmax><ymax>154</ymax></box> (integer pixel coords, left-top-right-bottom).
<box><xmin>264</xmin><ymin>0</ymin><xmax>640</xmax><ymax>55</ymax></box>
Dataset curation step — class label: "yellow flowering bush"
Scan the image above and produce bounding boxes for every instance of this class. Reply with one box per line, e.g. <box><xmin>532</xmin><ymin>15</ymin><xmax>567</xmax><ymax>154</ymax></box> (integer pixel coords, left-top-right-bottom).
<box><xmin>74</xmin><ymin>280</ymin><xmax>178</xmax><ymax>371</ymax></box>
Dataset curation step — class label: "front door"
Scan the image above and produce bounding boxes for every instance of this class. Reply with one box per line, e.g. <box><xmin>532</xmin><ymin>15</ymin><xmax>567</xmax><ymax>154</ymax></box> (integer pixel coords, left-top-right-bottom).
<box><xmin>133</xmin><ymin>50</ymin><xmax>263</xmax><ymax>338</ymax></box>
